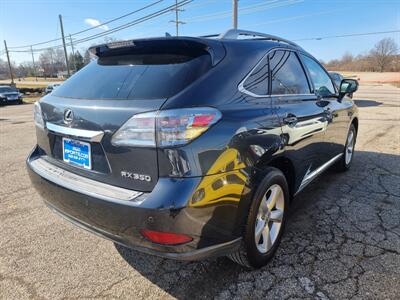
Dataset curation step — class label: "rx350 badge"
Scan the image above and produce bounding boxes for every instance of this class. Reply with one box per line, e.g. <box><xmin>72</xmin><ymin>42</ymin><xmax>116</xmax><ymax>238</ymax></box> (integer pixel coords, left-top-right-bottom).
<box><xmin>121</xmin><ymin>171</ymin><xmax>151</xmax><ymax>182</ymax></box>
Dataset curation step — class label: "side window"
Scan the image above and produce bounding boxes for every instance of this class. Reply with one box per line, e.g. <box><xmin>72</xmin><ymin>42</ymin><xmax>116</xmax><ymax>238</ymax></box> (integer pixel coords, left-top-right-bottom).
<box><xmin>242</xmin><ymin>56</ymin><xmax>269</xmax><ymax>95</ymax></box>
<box><xmin>269</xmin><ymin>50</ymin><xmax>310</xmax><ymax>95</ymax></box>
<box><xmin>301</xmin><ymin>54</ymin><xmax>336</xmax><ymax>97</ymax></box>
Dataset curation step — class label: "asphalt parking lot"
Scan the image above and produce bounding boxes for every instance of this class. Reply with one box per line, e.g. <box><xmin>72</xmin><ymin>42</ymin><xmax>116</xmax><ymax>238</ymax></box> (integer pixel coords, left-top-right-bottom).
<box><xmin>0</xmin><ymin>83</ymin><xmax>399</xmax><ymax>299</ymax></box>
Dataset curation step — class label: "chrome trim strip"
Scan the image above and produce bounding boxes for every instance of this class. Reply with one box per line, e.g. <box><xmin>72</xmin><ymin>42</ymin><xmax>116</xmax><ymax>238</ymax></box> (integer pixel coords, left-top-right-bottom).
<box><xmin>46</xmin><ymin>122</ymin><xmax>104</xmax><ymax>142</ymax></box>
<box><xmin>238</xmin><ymin>47</ymin><xmax>315</xmax><ymax>98</ymax></box>
<box><xmin>30</xmin><ymin>157</ymin><xmax>144</xmax><ymax>204</ymax></box>
<box><xmin>237</xmin><ymin>50</ymin><xmax>270</xmax><ymax>98</ymax></box>
<box><xmin>296</xmin><ymin>153</ymin><xmax>343</xmax><ymax>195</ymax></box>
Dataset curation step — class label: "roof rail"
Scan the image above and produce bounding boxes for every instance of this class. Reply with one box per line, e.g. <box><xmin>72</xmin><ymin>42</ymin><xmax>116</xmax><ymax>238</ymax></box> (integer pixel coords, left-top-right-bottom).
<box><xmin>217</xmin><ymin>29</ymin><xmax>301</xmax><ymax>48</ymax></box>
<box><xmin>199</xmin><ymin>33</ymin><xmax>220</xmax><ymax>39</ymax></box>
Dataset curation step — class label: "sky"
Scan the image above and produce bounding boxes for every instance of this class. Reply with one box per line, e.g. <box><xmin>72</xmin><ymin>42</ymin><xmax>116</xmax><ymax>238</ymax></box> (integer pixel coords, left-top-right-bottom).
<box><xmin>0</xmin><ymin>0</ymin><xmax>399</xmax><ymax>64</ymax></box>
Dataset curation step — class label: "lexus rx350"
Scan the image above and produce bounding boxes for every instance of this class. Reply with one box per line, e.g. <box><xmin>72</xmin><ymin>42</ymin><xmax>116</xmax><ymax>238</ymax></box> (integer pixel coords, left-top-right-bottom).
<box><xmin>27</xmin><ymin>29</ymin><xmax>359</xmax><ymax>268</ymax></box>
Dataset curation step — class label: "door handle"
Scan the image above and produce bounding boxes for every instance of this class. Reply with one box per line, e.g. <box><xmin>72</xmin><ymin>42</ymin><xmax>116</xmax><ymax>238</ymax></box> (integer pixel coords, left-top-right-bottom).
<box><xmin>283</xmin><ymin>115</ymin><xmax>298</xmax><ymax>125</ymax></box>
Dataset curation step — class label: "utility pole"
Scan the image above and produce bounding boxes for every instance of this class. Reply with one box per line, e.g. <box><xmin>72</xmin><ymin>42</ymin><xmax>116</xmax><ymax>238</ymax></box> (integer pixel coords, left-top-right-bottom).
<box><xmin>232</xmin><ymin>0</ymin><xmax>238</xmax><ymax>29</ymax></box>
<box><xmin>169</xmin><ymin>0</ymin><xmax>185</xmax><ymax>36</ymax></box>
<box><xmin>49</xmin><ymin>50</ymin><xmax>54</xmax><ymax>79</ymax></box>
<box><xmin>3</xmin><ymin>40</ymin><xmax>14</xmax><ymax>85</ymax></box>
<box><xmin>30</xmin><ymin>46</ymin><xmax>37</xmax><ymax>82</ymax></box>
<box><xmin>59</xmin><ymin>14</ymin><xmax>70</xmax><ymax>77</ymax></box>
<box><xmin>69</xmin><ymin>34</ymin><xmax>76</xmax><ymax>72</ymax></box>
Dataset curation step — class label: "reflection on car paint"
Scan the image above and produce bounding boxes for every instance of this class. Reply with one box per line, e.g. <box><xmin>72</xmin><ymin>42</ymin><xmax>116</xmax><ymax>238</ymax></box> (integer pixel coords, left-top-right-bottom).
<box><xmin>189</xmin><ymin>148</ymin><xmax>247</xmax><ymax>207</ymax></box>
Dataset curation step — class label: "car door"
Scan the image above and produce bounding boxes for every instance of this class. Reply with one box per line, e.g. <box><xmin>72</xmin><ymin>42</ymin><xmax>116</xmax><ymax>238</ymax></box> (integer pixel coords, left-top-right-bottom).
<box><xmin>300</xmin><ymin>54</ymin><xmax>350</xmax><ymax>157</ymax></box>
<box><xmin>270</xmin><ymin>49</ymin><xmax>329</xmax><ymax>186</ymax></box>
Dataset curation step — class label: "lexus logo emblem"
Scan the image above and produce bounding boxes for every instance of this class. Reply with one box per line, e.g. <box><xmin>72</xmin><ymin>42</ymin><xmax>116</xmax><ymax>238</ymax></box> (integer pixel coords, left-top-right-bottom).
<box><xmin>64</xmin><ymin>109</ymin><xmax>74</xmax><ymax>124</ymax></box>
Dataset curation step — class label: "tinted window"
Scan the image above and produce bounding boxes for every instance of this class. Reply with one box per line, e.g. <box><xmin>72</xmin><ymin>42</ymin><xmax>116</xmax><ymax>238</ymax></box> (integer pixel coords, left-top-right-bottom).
<box><xmin>301</xmin><ymin>54</ymin><xmax>336</xmax><ymax>97</ymax></box>
<box><xmin>0</xmin><ymin>87</ymin><xmax>14</xmax><ymax>93</ymax></box>
<box><xmin>269</xmin><ymin>50</ymin><xmax>310</xmax><ymax>95</ymax></box>
<box><xmin>330</xmin><ymin>72</ymin><xmax>343</xmax><ymax>88</ymax></box>
<box><xmin>53</xmin><ymin>54</ymin><xmax>211</xmax><ymax>100</ymax></box>
<box><xmin>243</xmin><ymin>56</ymin><xmax>269</xmax><ymax>95</ymax></box>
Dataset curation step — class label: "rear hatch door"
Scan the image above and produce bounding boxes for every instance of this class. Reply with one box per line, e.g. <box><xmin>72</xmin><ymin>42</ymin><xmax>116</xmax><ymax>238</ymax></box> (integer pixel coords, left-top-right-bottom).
<box><xmin>37</xmin><ymin>38</ymin><xmax>220</xmax><ymax>192</ymax></box>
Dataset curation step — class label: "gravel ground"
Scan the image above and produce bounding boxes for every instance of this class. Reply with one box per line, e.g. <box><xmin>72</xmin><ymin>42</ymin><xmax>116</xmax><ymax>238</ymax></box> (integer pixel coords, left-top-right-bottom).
<box><xmin>0</xmin><ymin>83</ymin><xmax>399</xmax><ymax>299</ymax></box>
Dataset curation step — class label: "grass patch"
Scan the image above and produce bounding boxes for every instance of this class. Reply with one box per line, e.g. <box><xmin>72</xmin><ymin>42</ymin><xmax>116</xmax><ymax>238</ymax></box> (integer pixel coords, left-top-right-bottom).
<box><xmin>20</xmin><ymin>77</ymin><xmax>62</xmax><ymax>82</ymax></box>
<box><xmin>17</xmin><ymin>83</ymin><xmax>47</xmax><ymax>89</ymax></box>
<box><xmin>23</xmin><ymin>96</ymin><xmax>42</xmax><ymax>103</ymax></box>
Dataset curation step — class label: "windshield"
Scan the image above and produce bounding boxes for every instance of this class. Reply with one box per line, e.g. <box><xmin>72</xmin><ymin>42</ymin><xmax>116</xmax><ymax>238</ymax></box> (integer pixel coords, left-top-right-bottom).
<box><xmin>0</xmin><ymin>87</ymin><xmax>14</xmax><ymax>93</ymax></box>
<box><xmin>53</xmin><ymin>53</ymin><xmax>211</xmax><ymax>100</ymax></box>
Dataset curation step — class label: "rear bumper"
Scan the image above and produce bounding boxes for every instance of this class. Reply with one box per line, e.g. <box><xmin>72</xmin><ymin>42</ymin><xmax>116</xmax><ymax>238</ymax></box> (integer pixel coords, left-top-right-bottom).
<box><xmin>27</xmin><ymin>146</ymin><xmax>242</xmax><ymax>260</ymax></box>
<box><xmin>46</xmin><ymin>201</ymin><xmax>240</xmax><ymax>261</ymax></box>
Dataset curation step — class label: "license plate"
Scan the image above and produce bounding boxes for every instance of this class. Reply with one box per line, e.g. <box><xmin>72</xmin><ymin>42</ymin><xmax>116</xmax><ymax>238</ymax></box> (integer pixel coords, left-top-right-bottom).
<box><xmin>62</xmin><ymin>138</ymin><xmax>92</xmax><ymax>169</ymax></box>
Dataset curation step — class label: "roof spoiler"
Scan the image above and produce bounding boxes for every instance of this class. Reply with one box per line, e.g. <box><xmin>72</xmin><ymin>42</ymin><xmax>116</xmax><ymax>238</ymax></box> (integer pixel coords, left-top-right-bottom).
<box><xmin>88</xmin><ymin>37</ymin><xmax>226</xmax><ymax>66</ymax></box>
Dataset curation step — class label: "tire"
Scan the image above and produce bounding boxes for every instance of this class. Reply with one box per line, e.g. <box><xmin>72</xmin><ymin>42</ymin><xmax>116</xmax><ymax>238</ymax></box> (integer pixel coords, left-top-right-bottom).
<box><xmin>335</xmin><ymin>124</ymin><xmax>357</xmax><ymax>172</ymax></box>
<box><xmin>18</xmin><ymin>99</ymin><xmax>23</xmax><ymax>105</ymax></box>
<box><xmin>228</xmin><ymin>167</ymin><xmax>289</xmax><ymax>269</ymax></box>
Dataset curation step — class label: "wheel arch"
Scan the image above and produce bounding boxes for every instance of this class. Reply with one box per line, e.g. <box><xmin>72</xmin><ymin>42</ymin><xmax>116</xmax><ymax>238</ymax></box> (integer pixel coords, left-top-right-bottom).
<box><xmin>245</xmin><ymin>147</ymin><xmax>297</xmax><ymax>204</ymax></box>
<box><xmin>260</xmin><ymin>156</ymin><xmax>296</xmax><ymax>200</ymax></box>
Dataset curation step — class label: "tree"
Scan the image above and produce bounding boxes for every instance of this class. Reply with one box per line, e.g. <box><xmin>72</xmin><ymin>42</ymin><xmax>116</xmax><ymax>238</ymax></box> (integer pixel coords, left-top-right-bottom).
<box><xmin>16</xmin><ymin>62</ymin><xmax>36</xmax><ymax>78</ymax></box>
<box><xmin>370</xmin><ymin>38</ymin><xmax>398</xmax><ymax>72</ymax></box>
<box><xmin>322</xmin><ymin>38</ymin><xmax>399</xmax><ymax>72</ymax></box>
<box><xmin>39</xmin><ymin>48</ymin><xmax>66</xmax><ymax>77</ymax></box>
<box><xmin>0</xmin><ymin>58</ymin><xmax>17</xmax><ymax>80</ymax></box>
<box><xmin>74</xmin><ymin>51</ymin><xmax>85</xmax><ymax>70</ymax></box>
<box><xmin>68</xmin><ymin>50</ymin><xmax>85</xmax><ymax>72</ymax></box>
<box><xmin>341</xmin><ymin>51</ymin><xmax>354</xmax><ymax>65</ymax></box>
<box><xmin>83</xmin><ymin>49</ymin><xmax>91</xmax><ymax>65</ymax></box>
<box><xmin>0</xmin><ymin>58</ymin><xmax>10</xmax><ymax>80</ymax></box>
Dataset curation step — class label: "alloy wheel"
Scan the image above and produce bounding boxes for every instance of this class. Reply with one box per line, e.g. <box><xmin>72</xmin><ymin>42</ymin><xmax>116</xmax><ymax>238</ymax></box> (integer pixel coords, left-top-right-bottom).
<box><xmin>254</xmin><ymin>184</ymin><xmax>285</xmax><ymax>253</ymax></box>
<box><xmin>345</xmin><ymin>130</ymin><xmax>354</xmax><ymax>165</ymax></box>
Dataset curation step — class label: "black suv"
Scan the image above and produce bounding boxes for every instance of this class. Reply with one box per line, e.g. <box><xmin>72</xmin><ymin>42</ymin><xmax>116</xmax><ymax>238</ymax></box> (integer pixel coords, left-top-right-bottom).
<box><xmin>27</xmin><ymin>29</ymin><xmax>359</xmax><ymax>268</ymax></box>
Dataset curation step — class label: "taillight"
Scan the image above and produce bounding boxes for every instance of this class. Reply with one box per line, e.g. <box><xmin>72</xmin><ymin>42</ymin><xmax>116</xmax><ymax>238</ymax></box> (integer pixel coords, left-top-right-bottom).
<box><xmin>33</xmin><ymin>101</ymin><xmax>45</xmax><ymax>129</ymax></box>
<box><xmin>111</xmin><ymin>112</ymin><xmax>156</xmax><ymax>147</ymax></box>
<box><xmin>111</xmin><ymin>107</ymin><xmax>221</xmax><ymax>147</ymax></box>
<box><xmin>141</xmin><ymin>229</ymin><xmax>193</xmax><ymax>245</ymax></box>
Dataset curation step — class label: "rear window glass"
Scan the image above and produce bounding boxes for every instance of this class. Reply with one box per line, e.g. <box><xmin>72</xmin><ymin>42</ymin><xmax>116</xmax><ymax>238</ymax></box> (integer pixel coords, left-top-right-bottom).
<box><xmin>53</xmin><ymin>54</ymin><xmax>211</xmax><ymax>100</ymax></box>
<box><xmin>270</xmin><ymin>50</ymin><xmax>310</xmax><ymax>95</ymax></box>
<box><xmin>242</xmin><ymin>56</ymin><xmax>269</xmax><ymax>95</ymax></box>
<box><xmin>0</xmin><ymin>87</ymin><xmax>14</xmax><ymax>93</ymax></box>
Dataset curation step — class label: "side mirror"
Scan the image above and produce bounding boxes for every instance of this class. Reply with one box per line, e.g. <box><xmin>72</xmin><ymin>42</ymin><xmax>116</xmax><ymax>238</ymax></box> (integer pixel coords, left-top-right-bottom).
<box><xmin>339</xmin><ymin>79</ymin><xmax>358</xmax><ymax>99</ymax></box>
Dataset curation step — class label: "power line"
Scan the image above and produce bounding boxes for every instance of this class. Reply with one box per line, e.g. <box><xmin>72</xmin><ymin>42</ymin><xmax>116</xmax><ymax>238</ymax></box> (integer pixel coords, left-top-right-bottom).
<box><xmin>247</xmin><ymin>9</ymin><xmax>339</xmax><ymax>27</ymax></box>
<box><xmin>293</xmin><ymin>30</ymin><xmax>400</xmax><ymax>42</ymax></box>
<box><xmin>6</xmin><ymin>27</ymin><xmax>400</xmax><ymax>55</ymax></box>
<box><xmin>69</xmin><ymin>0</ymin><xmax>164</xmax><ymax>37</ymax></box>
<box><xmin>7</xmin><ymin>0</ymin><xmax>164</xmax><ymax>49</ymax></box>
<box><xmin>8</xmin><ymin>0</ymin><xmax>192</xmax><ymax>53</ymax></box>
<box><xmin>62</xmin><ymin>0</ymin><xmax>192</xmax><ymax>47</ymax></box>
<box><xmin>6</xmin><ymin>28</ymin><xmax>400</xmax><ymax>55</ymax></box>
<box><xmin>188</xmin><ymin>0</ymin><xmax>302</xmax><ymax>23</ymax></box>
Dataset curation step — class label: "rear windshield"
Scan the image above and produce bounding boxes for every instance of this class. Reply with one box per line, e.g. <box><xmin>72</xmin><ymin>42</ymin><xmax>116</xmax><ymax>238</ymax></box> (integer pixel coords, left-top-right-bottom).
<box><xmin>53</xmin><ymin>54</ymin><xmax>211</xmax><ymax>100</ymax></box>
<box><xmin>0</xmin><ymin>87</ymin><xmax>14</xmax><ymax>93</ymax></box>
